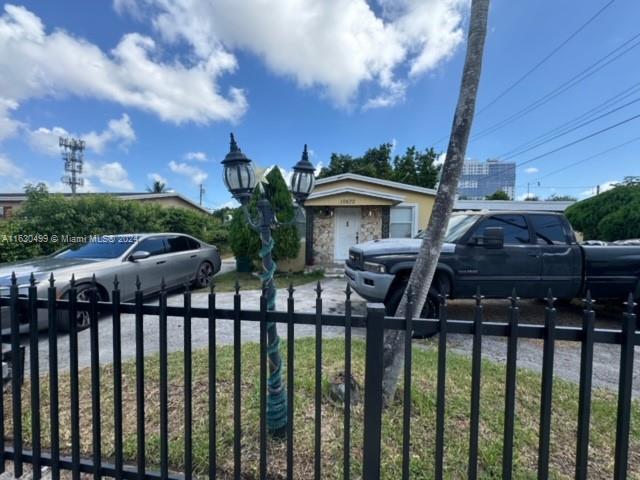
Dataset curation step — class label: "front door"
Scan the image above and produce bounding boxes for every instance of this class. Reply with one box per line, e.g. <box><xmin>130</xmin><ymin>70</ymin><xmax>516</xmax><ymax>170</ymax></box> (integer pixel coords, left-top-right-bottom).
<box><xmin>335</xmin><ymin>207</ymin><xmax>361</xmax><ymax>261</ymax></box>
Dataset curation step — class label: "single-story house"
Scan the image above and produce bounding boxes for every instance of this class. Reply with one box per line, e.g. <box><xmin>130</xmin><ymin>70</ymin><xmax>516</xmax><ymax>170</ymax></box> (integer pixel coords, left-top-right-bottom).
<box><xmin>0</xmin><ymin>192</ymin><xmax>211</xmax><ymax>220</ymax></box>
<box><xmin>304</xmin><ymin>174</ymin><xmax>436</xmax><ymax>266</ymax></box>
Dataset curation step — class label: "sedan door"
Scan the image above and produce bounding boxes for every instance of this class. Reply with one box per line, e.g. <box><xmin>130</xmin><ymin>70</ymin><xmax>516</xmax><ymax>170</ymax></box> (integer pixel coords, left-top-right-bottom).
<box><xmin>164</xmin><ymin>235</ymin><xmax>202</xmax><ymax>286</ymax></box>
<box><xmin>462</xmin><ymin>214</ymin><xmax>542</xmax><ymax>298</ymax></box>
<box><xmin>125</xmin><ymin>236</ymin><xmax>172</xmax><ymax>296</ymax></box>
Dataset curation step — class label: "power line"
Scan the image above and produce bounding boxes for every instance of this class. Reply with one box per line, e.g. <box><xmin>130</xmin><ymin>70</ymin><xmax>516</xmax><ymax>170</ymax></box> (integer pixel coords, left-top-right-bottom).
<box><xmin>471</xmin><ymin>31</ymin><xmax>640</xmax><ymax>141</ymax></box>
<box><xmin>476</xmin><ymin>0</ymin><xmax>616</xmax><ymax>116</ymax></box>
<box><xmin>495</xmin><ymin>80</ymin><xmax>640</xmax><ymax>159</ymax></box>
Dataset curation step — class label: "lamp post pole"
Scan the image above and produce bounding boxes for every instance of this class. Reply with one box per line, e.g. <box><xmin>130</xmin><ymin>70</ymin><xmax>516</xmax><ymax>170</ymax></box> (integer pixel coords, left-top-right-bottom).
<box><xmin>222</xmin><ymin>134</ymin><xmax>315</xmax><ymax>437</ymax></box>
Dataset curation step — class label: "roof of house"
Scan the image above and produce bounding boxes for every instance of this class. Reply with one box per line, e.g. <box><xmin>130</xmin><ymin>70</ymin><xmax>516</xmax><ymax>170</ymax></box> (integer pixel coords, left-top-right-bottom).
<box><xmin>0</xmin><ymin>192</ymin><xmax>211</xmax><ymax>215</ymax></box>
<box><xmin>307</xmin><ymin>186</ymin><xmax>406</xmax><ymax>203</ymax></box>
<box><xmin>453</xmin><ymin>199</ymin><xmax>575</xmax><ymax>212</ymax></box>
<box><xmin>314</xmin><ymin>173</ymin><xmax>437</xmax><ymax>195</ymax></box>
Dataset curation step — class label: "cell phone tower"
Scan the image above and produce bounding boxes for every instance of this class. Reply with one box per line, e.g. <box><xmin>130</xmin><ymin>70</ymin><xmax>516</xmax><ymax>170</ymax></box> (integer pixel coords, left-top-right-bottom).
<box><xmin>59</xmin><ymin>136</ymin><xmax>86</xmax><ymax>196</ymax></box>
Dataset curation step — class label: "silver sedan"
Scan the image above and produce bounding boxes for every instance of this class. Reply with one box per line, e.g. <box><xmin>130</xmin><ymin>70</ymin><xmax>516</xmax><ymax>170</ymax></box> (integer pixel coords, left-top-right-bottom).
<box><xmin>0</xmin><ymin>233</ymin><xmax>221</xmax><ymax>333</ymax></box>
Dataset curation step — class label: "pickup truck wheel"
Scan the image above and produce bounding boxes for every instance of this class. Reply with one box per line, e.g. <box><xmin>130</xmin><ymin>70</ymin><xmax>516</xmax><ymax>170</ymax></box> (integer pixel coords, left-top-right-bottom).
<box><xmin>385</xmin><ymin>285</ymin><xmax>440</xmax><ymax>338</ymax></box>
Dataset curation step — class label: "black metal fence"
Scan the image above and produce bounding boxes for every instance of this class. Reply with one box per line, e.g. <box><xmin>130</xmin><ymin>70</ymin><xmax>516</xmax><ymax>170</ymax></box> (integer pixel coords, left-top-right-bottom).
<box><xmin>0</xmin><ymin>273</ymin><xmax>638</xmax><ymax>480</ymax></box>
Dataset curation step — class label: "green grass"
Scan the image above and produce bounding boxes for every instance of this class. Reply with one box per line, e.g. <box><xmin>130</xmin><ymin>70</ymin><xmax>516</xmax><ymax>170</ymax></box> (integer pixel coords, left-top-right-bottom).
<box><xmin>208</xmin><ymin>269</ymin><xmax>324</xmax><ymax>293</ymax></box>
<box><xmin>6</xmin><ymin>339</ymin><xmax>640</xmax><ymax>479</ymax></box>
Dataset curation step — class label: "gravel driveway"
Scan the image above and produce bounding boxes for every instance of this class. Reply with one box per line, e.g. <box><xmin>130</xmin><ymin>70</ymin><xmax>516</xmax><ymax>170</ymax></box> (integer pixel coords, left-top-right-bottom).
<box><xmin>25</xmin><ymin>276</ymin><xmax>640</xmax><ymax>398</ymax></box>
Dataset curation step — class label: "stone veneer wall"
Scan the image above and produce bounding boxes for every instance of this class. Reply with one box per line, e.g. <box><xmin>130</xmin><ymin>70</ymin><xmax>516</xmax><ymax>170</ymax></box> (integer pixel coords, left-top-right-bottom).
<box><xmin>359</xmin><ymin>206</ymin><xmax>383</xmax><ymax>243</ymax></box>
<box><xmin>312</xmin><ymin>207</ymin><xmax>335</xmax><ymax>265</ymax></box>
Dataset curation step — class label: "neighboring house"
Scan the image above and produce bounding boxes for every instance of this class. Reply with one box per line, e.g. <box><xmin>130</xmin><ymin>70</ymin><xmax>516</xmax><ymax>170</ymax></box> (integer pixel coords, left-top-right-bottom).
<box><xmin>458</xmin><ymin>159</ymin><xmax>516</xmax><ymax>200</ymax></box>
<box><xmin>0</xmin><ymin>192</ymin><xmax>211</xmax><ymax>220</ymax></box>
<box><xmin>454</xmin><ymin>199</ymin><xmax>575</xmax><ymax>212</ymax></box>
<box><xmin>304</xmin><ymin>173</ymin><xmax>436</xmax><ymax>265</ymax></box>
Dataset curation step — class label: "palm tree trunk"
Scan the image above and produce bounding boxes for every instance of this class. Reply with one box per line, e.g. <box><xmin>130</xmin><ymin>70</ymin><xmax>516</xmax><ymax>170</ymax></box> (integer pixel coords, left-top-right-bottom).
<box><xmin>381</xmin><ymin>0</ymin><xmax>491</xmax><ymax>404</ymax></box>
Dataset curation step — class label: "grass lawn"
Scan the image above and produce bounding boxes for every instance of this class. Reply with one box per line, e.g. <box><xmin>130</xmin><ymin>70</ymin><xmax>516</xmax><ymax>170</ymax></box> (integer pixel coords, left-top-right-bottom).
<box><xmin>5</xmin><ymin>339</ymin><xmax>639</xmax><ymax>479</ymax></box>
<box><xmin>208</xmin><ymin>269</ymin><xmax>324</xmax><ymax>293</ymax></box>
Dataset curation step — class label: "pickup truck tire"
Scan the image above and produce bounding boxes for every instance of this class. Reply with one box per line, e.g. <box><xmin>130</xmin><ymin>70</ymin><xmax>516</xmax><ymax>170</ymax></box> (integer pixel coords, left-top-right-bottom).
<box><xmin>385</xmin><ymin>283</ymin><xmax>440</xmax><ymax>338</ymax></box>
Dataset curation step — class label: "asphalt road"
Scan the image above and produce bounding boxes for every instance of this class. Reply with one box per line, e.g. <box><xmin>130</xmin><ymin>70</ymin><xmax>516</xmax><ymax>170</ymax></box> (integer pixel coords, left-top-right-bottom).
<box><xmin>23</xmin><ymin>275</ymin><xmax>640</xmax><ymax>399</ymax></box>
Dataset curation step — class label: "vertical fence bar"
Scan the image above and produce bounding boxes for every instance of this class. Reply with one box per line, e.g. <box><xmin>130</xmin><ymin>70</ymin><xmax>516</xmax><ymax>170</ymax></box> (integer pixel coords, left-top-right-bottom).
<box><xmin>259</xmin><ymin>290</ymin><xmax>268</xmax><ymax>480</ymax></box>
<box><xmin>343</xmin><ymin>285</ymin><xmax>352</xmax><ymax>480</ymax></box>
<box><xmin>134</xmin><ymin>277</ymin><xmax>145</xmax><ymax>479</ymax></box>
<box><xmin>0</xmin><ymin>290</ymin><xmax>3</xmax><ymax>476</ymax></box>
<box><xmin>184</xmin><ymin>285</ymin><xmax>193</xmax><ymax>480</ymax></box>
<box><xmin>435</xmin><ymin>294</ymin><xmax>448</xmax><ymax>480</ymax></box>
<box><xmin>68</xmin><ymin>276</ymin><xmax>80</xmax><ymax>480</ymax></box>
<box><xmin>575</xmin><ymin>292</ymin><xmax>595</xmax><ymax>480</ymax></box>
<box><xmin>362</xmin><ymin>303</ymin><xmax>386</xmax><ymax>480</ymax></box>
<box><xmin>502</xmin><ymin>291</ymin><xmax>519</xmax><ymax>480</ymax></box>
<box><xmin>28</xmin><ymin>274</ymin><xmax>41</xmax><ymax>480</ymax></box>
<box><xmin>537</xmin><ymin>291</ymin><xmax>556</xmax><ymax>480</ymax></box>
<box><xmin>159</xmin><ymin>279</ymin><xmax>169</xmax><ymax>479</ymax></box>
<box><xmin>9</xmin><ymin>273</ymin><xmax>22</xmax><ymax>478</ymax></box>
<box><xmin>402</xmin><ymin>287</ymin><xmax>414</xmax><ymax>480</ymax></box>
<box><xmin>233</xmin><ymin>281</ymin><xmax>242</xmax><ymax>480</ymax></box>
<box><xmin>468</xmin><ymin>289</ymin><xmax>483</xmax><ymax>480</ymax></box>
<box><xmin>48</xmin><ymin>274</ymin><xmax>60</xmax><ymax>480</ymax></box>
<box><xmin>111</xmin><ymin>277</ymin><xmax>123</xmax><ymax>480</ymax></box>
<box><xmin>89</xmin><ymin>276</ymin><xmax>101</xmax><ymax>480</ymax></box>
<box><xmin>613</xmin><ymin>294</ymin><xmax>636</xmax><ymax>480</ymax></box>
<box><xmin>286</xmin><ymin>284</ymin><xmax>295</xmax><ymax>480</ymax></box>
<box><xmin>208</xmin><ymin>283</ymin><xmax>217</xmax><ymax>479</ymax></box>
<box><xmin>314</xmin><ymin>282</ymin><xmax>323</xmax><ymax>480</ymax></box>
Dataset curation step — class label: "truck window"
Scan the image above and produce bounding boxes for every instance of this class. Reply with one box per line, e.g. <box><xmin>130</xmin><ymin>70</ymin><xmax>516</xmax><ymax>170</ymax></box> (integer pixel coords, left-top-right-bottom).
<box><xmin>476</xmin><ymin>215</ymin><xmax>530</xmax><ymax>244</ymax></box>
<box><xmin>530</xmin><ymin>215</ymin><xmax>568</xmax><ymax>245</ymax></box>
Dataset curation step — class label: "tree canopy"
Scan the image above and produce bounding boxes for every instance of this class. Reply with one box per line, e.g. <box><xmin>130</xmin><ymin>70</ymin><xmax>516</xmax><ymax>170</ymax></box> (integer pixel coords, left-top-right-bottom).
<box><xmin>485</xmin><ymin>190</ymin><xmax>510</xmax><ymax>200</ymax></box>
<box><xmin>317</xmin><ymin>144</ymin><xmax>441</xmax><ymax>189</ymax></box>
<box><xmin>565</xmin><ymin>177</ymin><xmax>640</xmax><ymax>241</ymax></box>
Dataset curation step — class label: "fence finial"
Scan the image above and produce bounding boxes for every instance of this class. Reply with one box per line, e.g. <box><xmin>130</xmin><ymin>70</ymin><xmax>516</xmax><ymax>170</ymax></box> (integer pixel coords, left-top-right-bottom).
<box><xmin>234</xmin><ymin>279</ymin><xmax>241</xmax><ymax>295</ymax></box>
<box><xmin>70</xmin><ymin>274</ymin><xmax>76</xmax><ymax>289</ymax></box>
<box><xmin>546</xmin><ymin>288</ymin><xmax>556</xmax><ymax>308</ymax></box>
<box><xmin>583</xmin><ymin>290</ymin><xmax>594</xmax><ymax>309</ymax></box>
<box><xmin>29</xmin><ymin>272</ymin><xmax>36</xmax><ymax>287</ymax></box>
<box><xmin>91</xmin><ymin>273</ymin><xmax>97</xmax><ymax>287</ymax></box>
<box><xmin>509</xmin><ymin>288</ymin><xmax>519</xmax><ymax>307</ymax></box>
<box><xmin>288</xmin><ymin>283</ymin><xmax>295</xmax><ymax>298</ymax></box>
<box><xmin>113</xmin><ymin>274</ymin><xmax>119</xmax><ymax>290</ymax></box>
<box><xmin>473</xmin><ymin>286</ymin><xmax>483</xmax><ymax>306</ymax></box>
<box><xmin>315</xmin><ymin>281</ymin><xmax>323</xmax><ymax>298</ymax></box>
<box><xmin>345</xmin><ymin>282</ymin><xmax>351</xmax><ymax>300</ymax></box>
<box><xmin>625</xmin><ymin>292</ymin><xmax>636</xmax><ymax>314</ymax></box>
<box><xmin>135</xmin><ymin>275</ymin><xmax>141</xmax><ymax>291</ymax></box>
<box><xmin>49</xmin><ymin>272</ymin><xmax>55</xmax><ymax>287</ymax></box>
<box><xmin>10</xmin><ymin>271</ymin><xmax>16</xmax><ymax>286</ymax></box>
<box><xmin>210</xmin><ymin>280</ymin><xmax>216</xmax><ymax>295</ymax></box>
<box><xmin>160</xmin><ymin>277</ymin><xmax>166</xmax><ymax>292</ymax></box>
<box><xmin>438</xmin><ymin>292</ymin><xmax>448</xmax><ymax>307</ymax></box>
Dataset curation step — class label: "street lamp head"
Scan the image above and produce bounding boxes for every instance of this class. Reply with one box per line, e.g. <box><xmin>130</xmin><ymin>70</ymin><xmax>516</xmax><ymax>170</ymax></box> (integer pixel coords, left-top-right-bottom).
<box><xmin>221</xmin><ymin>133</ymin><xmax>256</xmax><ymax>205</ymax></box>
<box><xmin>291</xmin><ymin>144</ymin><xmax>315</xmax><ymax>204</ymax></box>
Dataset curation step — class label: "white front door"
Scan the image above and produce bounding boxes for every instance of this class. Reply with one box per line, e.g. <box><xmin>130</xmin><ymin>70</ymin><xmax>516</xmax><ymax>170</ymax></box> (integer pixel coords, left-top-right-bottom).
<box><xmin>334</xmin><ymin>207</ymin><xmax>361</xmax><ymax>261</ymax></box>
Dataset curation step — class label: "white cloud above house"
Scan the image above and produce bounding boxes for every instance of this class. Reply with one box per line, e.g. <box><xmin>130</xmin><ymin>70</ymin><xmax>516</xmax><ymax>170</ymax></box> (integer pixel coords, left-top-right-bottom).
<box><xmin>184</xmin><ymin>151</ymin><xmax>208</xmax><ymax>162</ymax></box>
<box><xmin>28</xmin><ymin>114</ymin><xmax>136</xmax><ymax>156</ymax></box>
<box><xmin>147</xmin><ymin>172</ymin><xmax>169</xmax><ymax>186</ymax></box>
<box><xmin>84</xmin><ymin>161</ymin><xmax>135</xmax><ymax>190</ymax></box>
<box><xmin>580</xmin><ymin>180</ymin><xmax>618</xmax><ymax>199</ymax></box>
<box><xmin>0</xmin><ymin>3</ymin><xmax>248</xmax><ymax>134</ymax></box>
<box><xmin>115</xmin><ymin>0</ymin><xmax>469</xmax><ymax>108</ymax></box>
<box><xmin>0</xmin><ymin>154</ymin><xmax>23</xmax><ymax>179</ymax></box>
<box><xmin>169</xmin><ymin>160</ymin><xmax>208</xmax><ymax>185</ymax></box>
<box><xmin>524</xmin><ymin>167</ymin><xmax>539</xmax><ymax>174</ymax></box>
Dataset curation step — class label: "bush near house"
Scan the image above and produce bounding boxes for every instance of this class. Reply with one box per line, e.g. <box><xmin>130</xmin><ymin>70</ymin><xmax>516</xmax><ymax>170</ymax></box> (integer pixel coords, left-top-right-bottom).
<box><xmin>565</xmin><ymin>177</ymin><xmax>640</xmax><ymax>241</ymax></box>
<box><xmin>0</xmin><ymin>184</ymin><xmax>228</xmax><ymax>263</ymax></box>
<box><xmin>228</xmin><ymin>167</ymin><xmax>300</xmax><ymax>268</ymax></box>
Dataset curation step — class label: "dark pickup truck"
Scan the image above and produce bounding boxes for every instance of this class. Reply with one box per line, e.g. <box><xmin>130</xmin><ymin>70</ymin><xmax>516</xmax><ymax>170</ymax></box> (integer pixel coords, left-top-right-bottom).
<box><xmin>345</xmin><ymin>211</ymin><xmax>640</xmax><ymax>317</ymax></box>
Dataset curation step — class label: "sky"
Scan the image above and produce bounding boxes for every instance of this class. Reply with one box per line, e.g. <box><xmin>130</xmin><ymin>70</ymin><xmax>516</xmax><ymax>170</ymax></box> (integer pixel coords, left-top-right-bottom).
<box><xmin>0</xmin><ymin>0</ymin><xmax>638</xmax><ymax>208</ymax></box>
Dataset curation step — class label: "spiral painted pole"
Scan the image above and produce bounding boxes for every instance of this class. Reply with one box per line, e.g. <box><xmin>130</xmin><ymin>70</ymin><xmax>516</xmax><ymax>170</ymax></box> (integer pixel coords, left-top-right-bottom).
<box><xmin>256</xmin><ymin>197</ymin><xmax>287</xmax><ymax>437</ymax></box>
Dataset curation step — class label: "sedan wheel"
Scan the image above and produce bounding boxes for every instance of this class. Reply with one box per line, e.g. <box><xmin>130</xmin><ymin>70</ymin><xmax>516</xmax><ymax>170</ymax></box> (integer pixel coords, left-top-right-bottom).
<box><xmin>58</xmin><ymin>285</ymin><xmax>97</xmax><ymax>332</ymax></box>
<box><xmin>195</xmin><ymin>261</ymin><xmax>214</xmax><ymax>288</ymax></box>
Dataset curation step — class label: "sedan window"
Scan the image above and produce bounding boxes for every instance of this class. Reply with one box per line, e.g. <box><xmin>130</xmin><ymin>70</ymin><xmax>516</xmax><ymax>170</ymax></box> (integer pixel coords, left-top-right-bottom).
<box><xmin>135</xmin><ymin>237</ymin><xmax>166</xmax><ymax>256</ymax></box>
<box><xmin>165</xmin><ymin>235</ymin><xmax>193</xmax><ymax>253</ymax></box>
<box><xmin>56</xmin><ymin>239</ymin><xmax>133</xmax><ymax>259</ymax></box>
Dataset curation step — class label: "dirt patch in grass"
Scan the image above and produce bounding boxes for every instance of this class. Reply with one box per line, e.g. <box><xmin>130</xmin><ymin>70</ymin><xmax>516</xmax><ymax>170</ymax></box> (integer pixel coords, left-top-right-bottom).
<box><xmin>4</xmin><ymin>339</ymin><xmax>640</xmax><ymax>479</ymax></box>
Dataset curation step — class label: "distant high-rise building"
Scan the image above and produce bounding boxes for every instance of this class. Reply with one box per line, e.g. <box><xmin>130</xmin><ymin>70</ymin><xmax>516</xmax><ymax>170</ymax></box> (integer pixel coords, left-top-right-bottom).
<box><xmin>458</xmin><ymin>159</ymin><xmax>515</xmax><ymax>199</ymax></box>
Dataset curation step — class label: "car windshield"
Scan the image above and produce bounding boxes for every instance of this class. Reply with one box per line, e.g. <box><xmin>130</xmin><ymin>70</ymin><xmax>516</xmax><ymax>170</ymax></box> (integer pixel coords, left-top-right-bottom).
<box><xmin>55</xmin><ymin>237</ymin><xmax>136</xmax><ymax>259</ymax></box>
<box><xmin>417</xmin><ymin>214</ymin><xmax>479</xmax><ymax>243</ymax></box>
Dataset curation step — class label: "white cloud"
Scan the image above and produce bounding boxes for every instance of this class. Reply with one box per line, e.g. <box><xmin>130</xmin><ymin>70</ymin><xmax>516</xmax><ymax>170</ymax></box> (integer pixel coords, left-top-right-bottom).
<box><xmin>524</xmin><ymin>167</ymin><xmax>539</xmax><ymax>174</ymax></box>
<box><xmin>0</xmin><ymin>154</ymin><xmax>24</xmax><ymax>178</ymax></box>
<box><xmin>0</xmin><ymin>98</ymin><xmax>22</xmax><ymax>141</ymax></box>
<box><xmin>185</xmin><ymin>151</ymin><xmax>208</xmax><ymax>162</ymax></box>
<box><xmin>147</xmin><ymin>172</ymin><xmax>168</xmax><ymax>186</ymax></box>
<box><xmin>85</xmin><ymin>161</ymin><xmax>135</xmax><ymax>190</ymax></box>
<box><xmin>0</xmin><ymin>4</ymin><xmax>247</xmax><ymax>130</ymax></box>
<box><xmin>28</xmin><ymin>114</ymin><xmax>136</xmax><ymax>156</ymax></box>
<box><xmin>212</xmin><ymin>199</ymin><xmax>239</xmax><ymax>210</ymax></box>
<box><xmin>435</xmin><ymin>152</ymin><xmax>447</xmax><ymax>166</ymax></box>
<box><xmin>580</xmin><ymin>180</ymin><xmax>618</xmax><ymax>199</ymax></box>
<box><xmin>169</xmin><ymin>160</ymin><xmax>207</xmax><ymax>185</ymax></box>
<box><xmin>116</xmin><ymin>0</ymin><xmax>468</xmax><ymax>108</ymax></box>
<box><xmin>517</xmin><ymin>192</ymin><xmax>538</xmax><ymax>201</ymax></box>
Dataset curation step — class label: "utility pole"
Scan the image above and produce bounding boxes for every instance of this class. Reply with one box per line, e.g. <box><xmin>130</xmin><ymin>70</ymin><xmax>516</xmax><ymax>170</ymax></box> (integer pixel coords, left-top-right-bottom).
<box><xmin>199</xmin><ymin>184</ymin><xmax>205</xmax><ymax>206</ymax></box>
<box><xmin>596</xmin><ymin>184</ymin><xmax>600</xmax><ymax>195</ymax></box>
<box><xmin>59</xmin><ymin>137</ymin><xmax>85</xmax><ymax>196</ymax></box>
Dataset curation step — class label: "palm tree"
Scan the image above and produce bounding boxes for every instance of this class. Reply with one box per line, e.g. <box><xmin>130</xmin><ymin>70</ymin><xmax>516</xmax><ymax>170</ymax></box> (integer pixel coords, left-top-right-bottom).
<box><xmin>381</xmin><ymin>0</ymin><xmax>491</xmax><ymax>403</ymax></box>
<box><xmin>147</xmin><ymin>180</ymin><xmax>168</xmax><ymax>193</ymax></box>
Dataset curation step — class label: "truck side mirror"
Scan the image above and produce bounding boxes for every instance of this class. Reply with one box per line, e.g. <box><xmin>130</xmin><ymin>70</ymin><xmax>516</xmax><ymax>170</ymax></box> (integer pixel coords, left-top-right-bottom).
<box><xmin>482</xmin><ymin>227</ymin><xmax>504</xmax><ymax>249</ymax></box>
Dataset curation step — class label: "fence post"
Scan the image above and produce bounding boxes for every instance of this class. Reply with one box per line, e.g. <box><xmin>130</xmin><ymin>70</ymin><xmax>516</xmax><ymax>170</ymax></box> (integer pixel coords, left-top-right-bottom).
<box><xmin>362</xmin><ymin>303</ymin><xmax>386</xmax><ymax>480</ymax></box>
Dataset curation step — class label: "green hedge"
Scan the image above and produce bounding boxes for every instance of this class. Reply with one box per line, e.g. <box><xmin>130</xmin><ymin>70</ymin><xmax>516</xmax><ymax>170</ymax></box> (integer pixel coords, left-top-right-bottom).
<box><xmin>0</xmin><ymin>184</ymin><xmax>228</xmax><ymax>263</ymax></box>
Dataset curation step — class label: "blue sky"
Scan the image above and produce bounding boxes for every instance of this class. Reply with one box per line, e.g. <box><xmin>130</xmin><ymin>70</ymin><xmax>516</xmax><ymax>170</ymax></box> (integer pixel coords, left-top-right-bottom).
<box><xmin>0</xmin><ymin>0</ymin><xmax>638</xmax><ymax>208</ymax></box>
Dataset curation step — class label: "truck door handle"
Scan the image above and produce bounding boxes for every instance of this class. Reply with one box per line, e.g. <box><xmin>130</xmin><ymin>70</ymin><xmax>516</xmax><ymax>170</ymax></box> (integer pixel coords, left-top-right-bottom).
<box><xmin>156</xmin><ymin>260</ymin><xmax>166</xmax><ymax>265</ymax></box>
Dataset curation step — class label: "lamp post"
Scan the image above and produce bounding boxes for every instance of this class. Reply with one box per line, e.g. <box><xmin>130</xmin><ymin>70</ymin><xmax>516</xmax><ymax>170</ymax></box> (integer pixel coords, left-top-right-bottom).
<box><xmin>221</xmin><ymin>133</ymin><xmax>315</xmax><ymax>436</ymax></box>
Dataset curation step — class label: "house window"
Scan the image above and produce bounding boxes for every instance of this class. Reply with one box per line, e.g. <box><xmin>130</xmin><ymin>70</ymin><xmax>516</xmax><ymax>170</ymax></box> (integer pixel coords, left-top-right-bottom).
<box><xmin>390</xmin><ymin>206</ymin><xmax>414</xmax><ymax>238</ymax></box>
<box><xmin>0</xmin><ymin>206</ymin><xmax>11</xmax><ymax>219</ymax></box>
